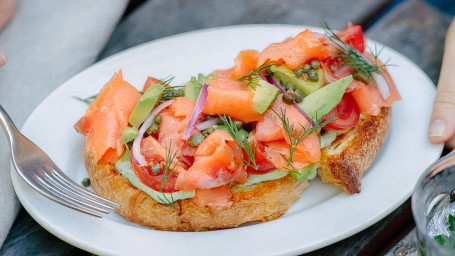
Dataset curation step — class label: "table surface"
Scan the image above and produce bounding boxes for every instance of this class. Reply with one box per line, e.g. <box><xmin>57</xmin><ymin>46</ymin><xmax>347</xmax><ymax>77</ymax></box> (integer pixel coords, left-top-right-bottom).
<box><xmin>0</xmin><ymin>0</ymin><xmax>453</xmax><ymax>255</ymax></box>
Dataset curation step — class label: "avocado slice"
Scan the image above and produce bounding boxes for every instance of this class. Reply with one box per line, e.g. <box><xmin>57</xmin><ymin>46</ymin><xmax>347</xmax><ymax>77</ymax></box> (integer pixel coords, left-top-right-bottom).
<box><xmin>297</xmin><ymin>75</ymin><xmax>353</xmax><ymax>123</ymax></box>
<box><xmin>121</xmin><ymin>126</ymin><xmax>139</xmax><ymax>145</ymax></box>
<box><xmin>252</xmin><ymin>79</ymin><xmax>279</xmax><ymax>114</ymax></box>
<box><xmin>183</xmin><ymin>74</ymin><xmax>212</xmax><ymax>103</ymax></box>
<box><xmin>271</xmin><ymin>65</ymin><xmax>324</xmax><ymax>96</ymax></box>
<box><xmin>129</xmin><ymin>83</ymin><xmax>165</xmax><ymax>128</ymax></box>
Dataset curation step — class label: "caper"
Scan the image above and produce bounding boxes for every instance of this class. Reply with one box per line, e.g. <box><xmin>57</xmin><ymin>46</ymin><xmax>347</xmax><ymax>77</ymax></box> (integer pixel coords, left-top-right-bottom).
<box><xmin>205</xmin><ymin>115</ymin><xmax>214</xmax><ymax>121</ymax></box>
<box><xmin>81</xmin><ymin>178</ymin><xmax>91</xmax><ymax>187</ymax></box>
<box><xmin>284</xmin><ymin>83</ymin><xmax>291</xmax><ymax>91</ymax></box>
<box><xmin>353</xmin><ymin>72</ymin><xmax>370</xmax><ymax>84</ymax></box>
<box><xmin>283</xmin><ymin>91</ymin><xmax>295</xmax><ymax>104</ymax></box>
<box><xmin>294</xmin><ymin>68</ymin><xmax>304</xmax><ymax>78</ymax></box>
<box><xmin>189</xmin><ymin>133</ymin><xmax>205</xmax><ymax>147</ymax></box>
<box><xmin>310</xmin><ymin>60</ymin><xmax>320</xmax><ymax>69</ymax></box>
<box><xmin>294</xmin><ymin>89</ymin><xmax>303</xmax><ymax>103</ymax></box>
<box><xmin>151</xmin><ymin>163</ymin><xmax>161</xmax><ymax>175</ymax></box>
<box><xmin>307</xmin><ymin>69</ymin><xmax>319</xmax><ymax>81</ymax></box>
<box><xmin>205</xmin><ymin>127</ymin><xmax>215</xmax><ymax>134</ymax></box>
<box><xmin>302</xmin><ymin>64</ymin><xmax>311</xmax><ymax>73</ymax></box>
<box><xmin>146</xmin><ymin>123</ymin><xmax>159</xmax><ymax>134</ymax></box>
<box><xmin>153</xmin><ymin>115</ymin><xmax>162</xmax><ymax>124</ymax></box>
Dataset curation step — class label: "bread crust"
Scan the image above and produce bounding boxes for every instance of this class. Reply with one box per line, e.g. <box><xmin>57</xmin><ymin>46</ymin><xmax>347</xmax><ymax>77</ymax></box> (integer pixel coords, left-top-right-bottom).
<box><xmin>84</xmin><ymin>151</ymin><xmax>308</xmax><ymax>231</ymax></box>
<box><xmin>318</xmin><ymin>107</ymin><xmax>392</xmax><ymax>194</ymax></box>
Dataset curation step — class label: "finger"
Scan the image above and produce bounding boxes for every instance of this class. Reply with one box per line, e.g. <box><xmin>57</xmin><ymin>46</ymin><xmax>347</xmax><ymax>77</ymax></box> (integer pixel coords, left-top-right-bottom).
<box><xmin>0</xmin><ymin>51</ymin><xmax>7</xmax><ymax>67</ymax></box>
<box><xmin>429</xmin><ymin>19</ymin><xmax>455</xmax><ymax>144</ymax></box>
<box><xmin>446</xmin><ymin>136</ymin><xmax>455</xmax><ymax>150</ymax></box>
<box><xmin>0</xmin><ymin>0</ymin><xmax>16</xmax><ymax>31</ymax></box>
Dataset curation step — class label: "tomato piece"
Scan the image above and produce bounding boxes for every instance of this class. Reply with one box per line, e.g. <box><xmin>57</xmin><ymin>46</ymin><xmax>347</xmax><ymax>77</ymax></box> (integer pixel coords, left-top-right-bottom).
<box><xmin>243</xmin><ymin>141</ymin><xmax>276</xmax><ymax>175</ymax></box>
<box><xmin>130</xmin><ymin>156</ymin><xmax>179</xmax><ymax>193</ymax></box>
<box><xmin>323</xmin><ymin>93</ymin><xmax>360</xmax><ymax>130</ymax></box>
<box><xmin>337</xmin><ymin>24</ymin><xmax>366</xmax><ymax>53</ymax></box>
<box><xmin>142</xmin><ymin>77</ymin><xmax>160</xmax><ymax>92</ymax></box>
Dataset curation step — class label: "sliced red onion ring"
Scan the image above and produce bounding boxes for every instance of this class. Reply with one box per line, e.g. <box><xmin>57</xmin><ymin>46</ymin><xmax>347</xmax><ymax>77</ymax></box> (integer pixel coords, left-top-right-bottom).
<box><xmin>196</xmin><ymin>117</ymin><xmax>219</xmax><ymax>131</ymax></box>
<box><xmin>360</xmin><ymin>54</ymin><xmax>391</xmax><ymax>99</ymax></box>
<box><xmin>182</xmin><ymin>83</ymin><xmax>208</xmax><ymax>140</ymax></box>
<box><xmin>264</xmin><ymin>75</ymin><xmax>316</xmax><ymax>127</ymax></box>
<box><xmin>131</xmin><ymin>99</ymin><xmax>175</xmax><ymax>167</ymax></box>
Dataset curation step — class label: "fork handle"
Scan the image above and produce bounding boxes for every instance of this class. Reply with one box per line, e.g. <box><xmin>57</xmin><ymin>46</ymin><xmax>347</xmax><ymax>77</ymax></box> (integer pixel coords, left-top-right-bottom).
<box><xmin>0</xmin><ymin>104</ymin><xmax>20</xmax><ymax>149</ymax></box>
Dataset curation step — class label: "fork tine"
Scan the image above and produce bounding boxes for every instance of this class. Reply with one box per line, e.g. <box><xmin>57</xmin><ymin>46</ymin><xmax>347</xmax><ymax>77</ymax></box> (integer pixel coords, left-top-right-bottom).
<box><xmin>50</xmin><ymin>166</ymin><xmax>120</xmax><ymax>209</ymax></box>
<box><xmin>28</xmin><ymin>174</ymin><xmax>104</xmax><ymax>218</ymax></box>
<box><xmin>43</xmin><ymin>164</ymin><xmax>119</xmax><ymax>210</ymax></box>
<box><xmin>41</xmin><ymin>169</ymin><xmax>112</xmax><ymax>211</ymax></box>
<box><xmin>34</xmin><ymin>174</ymin><xmax>108</xmax><ymax>217</ymax></box>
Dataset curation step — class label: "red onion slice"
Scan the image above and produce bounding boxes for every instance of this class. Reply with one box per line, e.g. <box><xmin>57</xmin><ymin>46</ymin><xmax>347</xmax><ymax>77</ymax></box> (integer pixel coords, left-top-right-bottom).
<box><xmin>264</xmin><ymin>75</ymin><xmax>316</xmax><ymax>127</ymax></box>
<box><xmin>182</xmin><ymin>83</ymin><xmax>208</xmax><ymax>140</ymax></box>
<box><xmin>131</xmin><ymin>99</ymin><xmax>175</xmax><ymax>167</ymax></box>
<box><xmin>196</xmin><ymin>118</ymin><xmax>219</xmax><ymax>131</ymax></box>
<box><xmin>360</xmin><ymin>54</ymin><xmax>391</xmax><ymax>99</ymax></box>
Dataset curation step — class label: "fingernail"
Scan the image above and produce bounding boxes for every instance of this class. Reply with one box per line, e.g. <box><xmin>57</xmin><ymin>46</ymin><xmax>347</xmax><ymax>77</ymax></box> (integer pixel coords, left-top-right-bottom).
<box><xmin>0</xmin><ymin>51</ymin><xmax>7</xmax><ymax>66</ymax></box>
<box><xmin>429</xmin><ymin>119</ymin><xmax>446</xmax><ymax>137</ymax></box>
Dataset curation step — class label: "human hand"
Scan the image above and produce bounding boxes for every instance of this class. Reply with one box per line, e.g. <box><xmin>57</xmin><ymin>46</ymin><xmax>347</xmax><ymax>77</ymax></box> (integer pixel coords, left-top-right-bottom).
<box><xmin>428</xmin><ymin>18</ymin><xmax>455</xmax><ymax>148</ymax></box>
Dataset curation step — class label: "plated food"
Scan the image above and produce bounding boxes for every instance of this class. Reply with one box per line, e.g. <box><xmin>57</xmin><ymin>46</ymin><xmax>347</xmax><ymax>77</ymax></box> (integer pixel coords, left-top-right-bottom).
<box><xmin>75</xmin><ymin>23</ymin><xmax>400</xmax><ymax>231</ymax></box>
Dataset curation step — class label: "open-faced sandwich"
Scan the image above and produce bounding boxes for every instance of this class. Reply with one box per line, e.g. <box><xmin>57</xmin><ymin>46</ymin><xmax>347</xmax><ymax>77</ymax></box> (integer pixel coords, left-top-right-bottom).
<box><xmin>75</xmin><ymin>24</ymin><xmax>401</xmax><ymax>231</ymax></box>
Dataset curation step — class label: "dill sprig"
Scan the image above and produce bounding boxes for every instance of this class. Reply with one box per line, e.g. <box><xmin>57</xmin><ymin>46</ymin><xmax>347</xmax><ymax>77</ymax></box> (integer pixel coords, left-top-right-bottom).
<box><xmin>273</xmin><ymin>108</ymin><xmax>330</xmax><ymax>166</ymax></box>
<box><xmin>323</xmin><ymin>22</ymin><xmax>381</xmax><ymax>83</ymax></box>
<box><xmin>219</xmin><ymin>115</ymin><xmax>258</xmax><ymax>170</ymax></box>
<box><xmin>157</xmin><ymin>143</ymin><xmax>178</xmax><ymax>208</ymax></box>
<box><xmin>237</xmin><ymin>63</ymin><xmax>273</xmax><ymax>83</ymax></box>
<box><xmin>73</xmin><ymin>94</ymin><xmax>98</xmax><ymax>105</ymax></box>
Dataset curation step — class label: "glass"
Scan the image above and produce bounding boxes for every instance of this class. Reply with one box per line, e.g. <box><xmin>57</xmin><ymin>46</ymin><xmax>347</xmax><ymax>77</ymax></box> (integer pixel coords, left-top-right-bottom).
<box><xmin>412</xmin><ymin>150</ymin><xmax>455</xmax><ymax>256</ymax></box>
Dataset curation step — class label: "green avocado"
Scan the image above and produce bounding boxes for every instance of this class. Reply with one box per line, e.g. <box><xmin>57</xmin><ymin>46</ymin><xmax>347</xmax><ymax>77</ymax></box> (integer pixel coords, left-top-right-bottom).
<box><xmin>183</xmin><ymin>74</ymin><xmax>212</xmax><ymax>103</ymax></box>
<box><xmin>236</xmin><ymin>170</ymin><xmax>288</xmax><ymax>187</ymax></box>
<box><xmin>252</xmin><ymin>79</ymin><xmax>279</xmax><ymax>114</ymax></box>
<box><xmin>115</xmin><ymin>151</ymin><xmax>195</xmax><ymax>204</ymax></box>
<box><xmin>183</xmin><ymin>76</ymin><xmax>202</xmax><ymax>103</ymax></box>
<box><xmin>121</xmin><ymin>126</ymin><xmax>139</xmax><ymax>145</ymax></box>
<box><xmin>128</xmin><ymin>83</ymin><xmax>165</xmax><ymax>128</ymax></box>
<box><xmin>297</xmin><ymin>75</ymin><xmax>353</xmax><ymax>123</ymax></box>
<box><xmin>271</xmin><ymin>65</ymin><xmax>324</xmax><ymax>96</ymax></box>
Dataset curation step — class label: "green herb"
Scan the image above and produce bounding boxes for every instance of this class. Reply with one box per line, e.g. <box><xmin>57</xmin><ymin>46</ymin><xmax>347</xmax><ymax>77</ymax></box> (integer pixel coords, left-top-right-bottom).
<box><xmin>323</xmin><ymin>22</ymin><xmax>380</xmax><ymax>84</ymax></box>
<box><xmin>273</xmin><ymin>108</ymin><xmax>330</xmax><ymax>166</ymax></box>
<box><xmin>73</xmin><ymin>94</ymin><xmax>98</xmax><ymax>105</ymax></box>
<box><xmin>237</xmin><ymin>63</ymin><xmax>273</xmax><ymax>83</ymax></box>
<box><xmin>157</xmin><ymin>144</ymin><xmax>178</xmax><ymax>208</ymax></box>
<box><xmin>219</xmin><ymin>115</ymin><xmax>258</xmax><ymax>170</ymax></box>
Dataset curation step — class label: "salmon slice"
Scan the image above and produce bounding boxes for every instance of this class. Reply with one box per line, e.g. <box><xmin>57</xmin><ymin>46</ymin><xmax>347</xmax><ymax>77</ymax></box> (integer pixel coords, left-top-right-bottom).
<box><xmin>175</xmin><ymin>130</ymin><xmax>247</xmax><ymax>191</ymax></box>
<box><xmin>158</xmin><ymin>97</ymin><xmax>197</xmax><ymax>157</ymax></box>
<box><xmin>192</xmin><ymin>185</ymin><xmax>233</xmax><ymax>207</ymax></box>
<box><xmin>257</xmin><ymin>29</ymin><xmax>329</xmax><ymax>70</ymax></box>
<box><xmin>76</xmin><ymin>70</ymin><xmax>141</xmax><ymax>163</ymax></box>
<box><xmin>231</xmin><ymin>50</ymin><xmax>260</xmax><ymax>79</ymax></box>
<box><xmin>202</xmin><ymin>85</ymin><xmax>262</xmax><ymax>123</ymax></box>
<box><xmin>256</xmin><ymin>95</ymin><xmax>321</xmax><ymax>168</ymax></box>
<box><xmin>208</xmin><ymin>76</ymin><xmax>245</xmax><ymax>90</ymax></box>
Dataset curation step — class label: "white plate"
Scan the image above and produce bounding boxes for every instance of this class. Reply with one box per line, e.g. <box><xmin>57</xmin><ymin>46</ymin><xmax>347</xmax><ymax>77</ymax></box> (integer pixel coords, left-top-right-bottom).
<box><xmin>12</xmin><ymin>24</ymin><xmax>442</xmax><ymax>255</ymax></box>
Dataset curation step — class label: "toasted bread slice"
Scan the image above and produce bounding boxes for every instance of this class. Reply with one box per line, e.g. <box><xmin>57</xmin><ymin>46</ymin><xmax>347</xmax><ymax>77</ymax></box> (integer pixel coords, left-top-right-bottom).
<box><xmin>318</xmin><ymin>107</ymin><xmax>391</xmax><ymax>194</ymax></box>
<box><xmin>84</xmin><ymin>151</ymin><xmax>308</xmax><ymax>231</ymax></box>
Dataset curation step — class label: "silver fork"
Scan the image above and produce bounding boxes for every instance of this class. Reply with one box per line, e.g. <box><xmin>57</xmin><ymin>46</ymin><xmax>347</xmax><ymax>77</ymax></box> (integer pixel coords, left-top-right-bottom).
<box><xmin>0</xmin><ymin>104</ymin><xmax>120</xmax><ymax>217</ymax></box>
